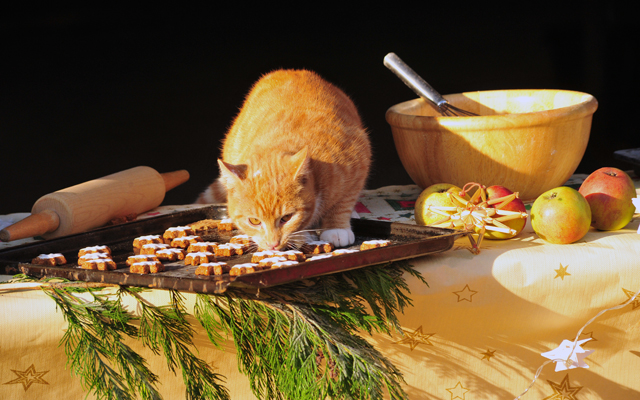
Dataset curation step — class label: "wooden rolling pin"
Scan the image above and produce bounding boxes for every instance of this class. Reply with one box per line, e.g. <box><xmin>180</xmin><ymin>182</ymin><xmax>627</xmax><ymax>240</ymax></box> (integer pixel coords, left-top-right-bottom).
<box><xmin>0</xmin><ymin>166</ymin><xmax>189</xmax><ymax>242</ymax></box>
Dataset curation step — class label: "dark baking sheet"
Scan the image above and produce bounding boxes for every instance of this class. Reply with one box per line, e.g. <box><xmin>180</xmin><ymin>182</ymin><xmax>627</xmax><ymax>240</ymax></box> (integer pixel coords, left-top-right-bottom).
<box><xmin>0</xmin><ymin>205</ymin><xmax>466</xmax><ymax>294</ymax></box>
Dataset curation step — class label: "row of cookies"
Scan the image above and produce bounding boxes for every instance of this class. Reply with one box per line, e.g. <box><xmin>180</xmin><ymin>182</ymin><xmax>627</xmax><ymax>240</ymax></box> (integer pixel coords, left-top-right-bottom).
<box><xmin>197</xmin><ymin>240</ymin><xmax>391</xmax><ymax>277</ymax></box>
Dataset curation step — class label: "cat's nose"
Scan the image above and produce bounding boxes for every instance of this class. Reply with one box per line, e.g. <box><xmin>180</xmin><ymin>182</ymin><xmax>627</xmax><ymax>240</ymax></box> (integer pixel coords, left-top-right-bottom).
<box><xmin>266</xmin><ymin>241</ymin><xmax>281</xmax><ymax>250</ymax></box>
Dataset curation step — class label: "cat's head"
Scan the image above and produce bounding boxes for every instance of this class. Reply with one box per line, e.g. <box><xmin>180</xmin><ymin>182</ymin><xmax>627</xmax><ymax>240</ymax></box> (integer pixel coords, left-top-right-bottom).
<box><xmin>218</xmin><ymin>148</ymin><xmax>316</xmax><ymax>250</ymax></box>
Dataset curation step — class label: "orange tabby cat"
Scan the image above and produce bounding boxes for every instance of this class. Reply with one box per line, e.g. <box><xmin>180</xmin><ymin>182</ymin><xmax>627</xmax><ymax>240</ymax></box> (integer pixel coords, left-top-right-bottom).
<box><xmin>196</xmin><ymin>69</ymin><xmax>371</xmax><ymax>250</ymax></box>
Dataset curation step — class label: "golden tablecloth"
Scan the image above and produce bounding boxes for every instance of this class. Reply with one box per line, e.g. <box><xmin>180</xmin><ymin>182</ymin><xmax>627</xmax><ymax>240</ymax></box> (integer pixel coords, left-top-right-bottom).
<box><xmin>1</xmin><ymin>180</ymin><xmax>639</xmax><ymax>400</ymax></box>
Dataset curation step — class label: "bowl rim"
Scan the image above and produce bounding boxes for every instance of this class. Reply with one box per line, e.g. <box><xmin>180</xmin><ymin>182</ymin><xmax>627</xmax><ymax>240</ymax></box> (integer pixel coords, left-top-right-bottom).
<box><xmin>386</xmin><ymin>89</ymin><xmax>598</xmax><ymax>129</ymax></box>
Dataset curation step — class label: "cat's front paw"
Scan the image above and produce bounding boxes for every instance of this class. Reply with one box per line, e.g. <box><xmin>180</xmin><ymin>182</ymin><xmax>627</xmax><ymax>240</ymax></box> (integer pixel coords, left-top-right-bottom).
<box><xmin>320</xmin><ymin>229</ymin><xmax>355</xmax><ymax>248</ymax></box>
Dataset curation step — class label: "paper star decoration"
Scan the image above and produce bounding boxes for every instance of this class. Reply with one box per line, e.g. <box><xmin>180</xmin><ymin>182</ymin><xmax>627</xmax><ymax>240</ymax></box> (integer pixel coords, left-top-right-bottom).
<box><xmin>453</xmin><ymin>284</ymin><xmax>477</xmax><ymax>302</ymax></box>
<box><xmin>3</xmin><ymin>364</ymin><xmax>49</xmax><ymax>391</ymax></box>
<box><xmin>394</xmin><ymin>326</ymin><xmax>435</xmax><ymax>350</ymax></box>
<box><xmin>554</xmin><ymin>264</ymin><xmax>571</xmax><ymax>280</ymax></box>
<box><xmin>446</xmin><ymin>381</ymin><xmax>470</xmax><ymax>400</ymax></box>
<box><xmin>541</xmin><ymin>338</ymin><xmax>594</xmax><ymax>371</ymax></box>
<box><xmin>544</xmin><ymin>374</ymin><xmax>582</xmax><ymax>400</ymax></box>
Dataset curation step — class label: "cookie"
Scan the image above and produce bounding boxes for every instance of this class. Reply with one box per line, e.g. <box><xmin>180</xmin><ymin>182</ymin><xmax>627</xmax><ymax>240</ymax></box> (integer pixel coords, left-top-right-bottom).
<box><xmin>130</xmin><ymin>260</ymin><xmax>164</xmax><ymax>274</ymax></box>
<box><xmin>230</xmin><ymin>234</ymin><xmax>254</xmax><ymax>245</ymax></box>
<box><xmin>162</xmin><ymin>226</ymin><xmax>195</xmax><ymax>244</ymax></box>
<box><xmin>258</xmin><ymin>256</ymin><xmax>287</xmax><ymax>267</ymax></box>
<box><xmin>217</xmin><ymin>218</ymin><xmax>236</xmax><ymax>231</ymax></box>
<box><xmin>140</xmin><ymin>243</ymin><xmax>170</xmax><ymax>255</ymax></box>
<box><xmin>81</xmin><ymin>258</ymin><xmax>117</xmax><ymax>271</ymax></box>
<box><xmin>79</xmin><ymin>252</ymin><xmax>113</xmax><ymax>268</ymax></box>
<box><xmin>133</xmin><ymin>235</ymin><xmax>163</xmax><ymax>253</ymax></box>
<box><xmin>31</xmin><ymin>253</ymin><xmax>67</xmax><ymax>266</ymax></box>
<box><xmin>360</xmin><ymin>240</ymin><xmax>391</xmax><ymax>251</ymax></box>
<box><xmin>215</xmin><ymin>243</ymin><xmax>246</xmax><ymax>257</ymax></box>
<box><xmin>170</xmin><ymin>235</ymin><xmax>203</xmax><ymax>249</ymax></box>
<box><xmin>275</xmin><ymin>250</ymin><xmax>306</xmax><ymax>262</ymax></box>
<box><xmin>184</xmin><ymin>252</ymin><xmax>216</xmax><ymax>266</ymax></box>
<box><xmin>301</xmin><ymin>241</ymin><xmax>334</xmax><ymax>254</ymax></box>
<box><xmin>155</xmin><ymin>248</ymin><xmax>186</xmax><ymax>261</ymax></box>
<box><xmin>332</xmin><ymin>249</ymin><xmax>360</xmax><ymax>256</ymax></box>
<box><xmin>188</xmin><ymin>219</ymin><xmax>220</xmax><ymax>233</ymax></box>
<box><xmin>229</xmin><ymin>263</ymin><xmax>259</xmax><ymax>276</ymax></box>
<box><xmin>250</xmin><ymin>250</ymin><xmax>279</xmax><ymax>263</ymax></box>
<box><xmin>126</xmin><ymin>254</ymin><xmax>159</xmax><ymax>266</ymax></box>
<box><xmin>186</xmin><ymin>242</ymin><xmax>219</xmax><ymax>253</ymax></box>
<box><xmin>195</xmin><ymin>262</ymin><xmax>230</xmax><ymax>276</ymax></box>
<box><xmin>78</xmin><ymin>245</ymin><xmax>111</xmax><ymax>257</ymax></box>
<box><xmin>271</xmin><ymin>260</ymin><xmax>299</xmax><ymax>268</ymax></box>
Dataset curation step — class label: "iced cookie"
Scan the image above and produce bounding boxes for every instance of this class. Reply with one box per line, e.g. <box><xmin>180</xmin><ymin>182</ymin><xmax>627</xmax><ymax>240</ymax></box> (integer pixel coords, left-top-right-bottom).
<box><xmin>360</xmin><ymin>240</ymin><xmax>391</xmax><ymax>250</ymax></box>
<box><xmin>31</xmin><ymin>253</ymin><xmax>67</xmax><ymax>266</ymax></box>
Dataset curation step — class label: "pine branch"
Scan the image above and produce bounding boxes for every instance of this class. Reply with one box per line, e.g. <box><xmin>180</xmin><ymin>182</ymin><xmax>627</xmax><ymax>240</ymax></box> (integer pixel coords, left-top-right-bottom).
<box><xmin>192</xmin><ymin>261</ymin><xmax>422</xmax><ymax>400</ymax></box>
<box><xmin>22</xmin><ymin>259</ymin><xmax>426</xmax><ymax>400</ymax></box>
<box><xmin>43</xmin><ymin>285</ymin><xmax>162</xmax><ymax>400</ymax></box>
<box><xmin>121</xmin><ymin>287</ymin><xmax>230</xmax><ymax>400</ymax></box>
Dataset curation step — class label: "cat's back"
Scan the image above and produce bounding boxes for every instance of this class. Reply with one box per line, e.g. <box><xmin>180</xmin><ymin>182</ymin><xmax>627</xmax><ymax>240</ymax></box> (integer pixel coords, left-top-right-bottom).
<box><xmin>221</xmin><ymin>69</ymin><xmax>369</xmax><ymax>165</ymax></box>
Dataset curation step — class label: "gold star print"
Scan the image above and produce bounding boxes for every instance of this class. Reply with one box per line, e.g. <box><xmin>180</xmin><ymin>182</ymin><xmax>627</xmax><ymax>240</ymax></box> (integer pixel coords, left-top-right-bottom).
<box><xmin>453</xmin><ymin>284</ymin><xmax>477</xmax><ymax>302</ymax></box>
<box><xmin>394</xmin><ymin>326</ymin><xmax>435</xmax><ymax>350</ymax></box>
<box><xmin>621</xmin><ymin>288</ymin><xmax>640</xmax><ymax>309</ymax></box>
<box><xmin>446</xmin><ymin>381</ymin><xmax>470</xmax><ymax>399</ymax></box>
<box><xmin>543</xmin><ymin>374</ymin><xmax>582</xmax><ymax>400</ymax></box>
<box><xmin>3</xmin><ymin>364</ymin><xmax>49</xmax><ymax>391</ymax></box>
<box><xmin>480</xmin><ymin>349</ymin><xmax>496</xmax><ymax>361</ymax></box>
<box><xmin>554</xmin><ymin>264</ymin><xmax>571</xmax><ymax>280</ymax></box>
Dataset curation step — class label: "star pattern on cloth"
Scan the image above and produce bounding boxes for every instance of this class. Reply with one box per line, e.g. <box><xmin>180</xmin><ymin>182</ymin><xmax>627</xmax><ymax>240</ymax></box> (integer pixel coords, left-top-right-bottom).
<box><xmin>543</xmin><ymin>374</ymin><xmax>583</xmax><ymax>400</ymax></box>
<box><xmin>446</xmin><ymin>381</ymin><xmax>470</xmax><ymax>400</ymax></box>
<box><xmin>554</xmin><ymin>264</ymin><xmax>571</xmax><ymax>280</ymax></box>
<box><xmin>453</xmin><ymin>284</ymin><xmax>478</xmax><ymax>302</ymax></box>
<box><xmin>621</xmin><ymin>288</ymin><xmax>640</xmax><ymax>309</ymax></box>
<box><xmin>3</xmin><ymin>364</ymin><xmax>49</xmax><ymax>391</ymax></box>
<box><xmin>394</xmin><ymin>326</ymin><xmax>435</xmax><ymax>350</ymax></box>
<box><xmin>480</xmin><ymin>349</ymin><xmax>496</xmax><ymax>361</ymax></box>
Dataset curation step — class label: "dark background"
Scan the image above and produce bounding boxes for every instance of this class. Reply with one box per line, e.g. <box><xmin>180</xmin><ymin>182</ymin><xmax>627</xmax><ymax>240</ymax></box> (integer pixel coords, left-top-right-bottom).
<box><xmin>2</xmin><ymin>4</ymin><xmax>637</xmax><ymax>215</ymax></box>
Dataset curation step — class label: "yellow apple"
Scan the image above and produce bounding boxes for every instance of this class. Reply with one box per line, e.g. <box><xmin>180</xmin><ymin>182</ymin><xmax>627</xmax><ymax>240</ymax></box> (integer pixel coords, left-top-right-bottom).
<box><xmin>531</xmin><ymin>186</ymin><xmax>591</xmax><ymax>244</ymax></box>
<box><xmin>415</xmin><ymin>183</ymin><xmax>464</xmax><ymax>226</ymax></box>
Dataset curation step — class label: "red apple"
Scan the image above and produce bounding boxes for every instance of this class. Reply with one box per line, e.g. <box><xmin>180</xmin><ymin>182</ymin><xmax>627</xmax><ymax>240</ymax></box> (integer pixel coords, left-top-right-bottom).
<box><xmin>578</xmin><ymin>167</ymin><xmax>637</xmax><ymax>231</ymax></box>
<box><xmin>530</xmin><ymin>186</ymin><xmax>591</xmax><ymax>244</ymax></box>
<box><xmin>483</xmin><ymin>185</ymin><xmax>527</xmax><ymax>240</ymax></box>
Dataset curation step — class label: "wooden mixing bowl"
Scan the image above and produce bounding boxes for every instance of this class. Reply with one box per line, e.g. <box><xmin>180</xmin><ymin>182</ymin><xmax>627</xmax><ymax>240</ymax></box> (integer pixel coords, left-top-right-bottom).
<box><xmin>385</xmin><ymin>89</ymin><xmax>598</xmax><ymax>201</ymax></box>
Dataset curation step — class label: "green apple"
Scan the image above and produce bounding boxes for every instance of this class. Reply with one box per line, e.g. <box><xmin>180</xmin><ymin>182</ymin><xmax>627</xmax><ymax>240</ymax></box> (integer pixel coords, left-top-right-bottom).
<box><xmin>578</xmin><ymin>167</ymin><xmax>637</xmax><ymax>231</ymax></box>
<box><xmin>414</xmin><ymin>183</ymin><xmax>464</xmax><ymax>226</ymax></box>
<box><xmin>530</xmin><ymin>186</ymin><xmax>591</xmax><ymax>244</ymax></box>
<box><xmin>483</xmin><ymin>185</ymin><xmax>527</xmax><ymax>240</ymax></box>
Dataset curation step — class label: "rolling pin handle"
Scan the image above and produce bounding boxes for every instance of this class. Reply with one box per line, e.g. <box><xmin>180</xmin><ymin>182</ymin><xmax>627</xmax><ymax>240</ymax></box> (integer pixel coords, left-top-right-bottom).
<box><xmin>161</xmin><ymin>169</ymin><xmax>190</xmax><ymax>192</ymax></box>
<box><xmin>0</xmin><ymin>209</ymin><xmax>60</xmax><ymax>242</ymax></box>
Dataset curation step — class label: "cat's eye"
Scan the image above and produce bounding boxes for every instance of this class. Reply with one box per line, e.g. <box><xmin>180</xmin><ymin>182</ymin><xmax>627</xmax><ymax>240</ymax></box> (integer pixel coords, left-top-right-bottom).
<box><xmin>248</xmin><ymin>217</ymin><xmax>261</xmax><ymax>226</ymax></box>
<box><xmin>280</xmin><ymin>214</ymin><xmax>293</xmax><ymax>225</ymax></box>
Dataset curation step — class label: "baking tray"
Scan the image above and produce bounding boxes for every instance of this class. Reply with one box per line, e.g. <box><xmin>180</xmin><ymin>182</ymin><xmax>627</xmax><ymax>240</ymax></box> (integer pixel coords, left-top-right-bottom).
<box><xmin>0</xmin><ymin>205</ymin><xmax>466</xmax><ymax>294</ymax></box>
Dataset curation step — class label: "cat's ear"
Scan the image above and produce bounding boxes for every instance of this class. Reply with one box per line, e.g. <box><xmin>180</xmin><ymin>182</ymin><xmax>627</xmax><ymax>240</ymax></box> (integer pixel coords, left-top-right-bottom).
<box><xmin>218</xmin><ymin>159</ymin><xmax>247</xmax><ymax>185</ymax></box>
<box><xmin>290</xmin><ymin>147</ymin><xmax>310</xmax><ymax>181</ymax></box>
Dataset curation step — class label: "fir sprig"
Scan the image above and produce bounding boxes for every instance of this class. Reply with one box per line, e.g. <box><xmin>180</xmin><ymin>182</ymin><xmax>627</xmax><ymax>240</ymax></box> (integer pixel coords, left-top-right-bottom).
<box><xmin>42</xmin><ymin>284</ymin><xmax>162</xmax><ymax>400</ymax></box>
<box><xmin>120</xmin><ymin>287</ymin><xmax>230</xmax><ymax>400</ymax></box>
<box><xmin>14</xmin><ymin>260</ymin><xmax>426</xmax><ymax>400</ymax></box>
<box><xmin>192</xmin><ymin>261</ymin><xmax>419</xmax><ymax>400</ymax></box>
